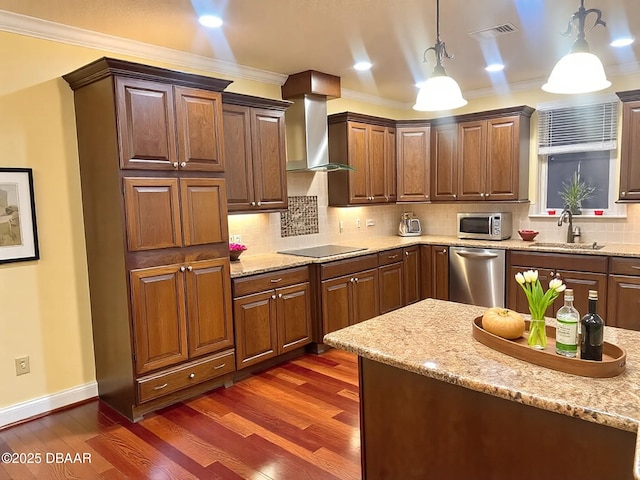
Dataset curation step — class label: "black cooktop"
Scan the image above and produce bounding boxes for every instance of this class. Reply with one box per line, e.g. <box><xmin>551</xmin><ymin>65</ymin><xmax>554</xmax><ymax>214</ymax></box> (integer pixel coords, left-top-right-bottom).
<box><xmin>278</xmin><ymin>245</ymin><xmax>367</xmax><ymax>258</ymax></box>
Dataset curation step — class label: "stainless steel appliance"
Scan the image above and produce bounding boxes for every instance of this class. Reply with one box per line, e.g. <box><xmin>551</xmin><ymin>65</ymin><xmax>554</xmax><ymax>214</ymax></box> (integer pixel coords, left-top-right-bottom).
<box><xmin>278</xmin><ymin>245</ymin><xmax>367</xmax><ymax>258</ymax></box>
<box><xmin>398</xmin><ymin>212</ymin><xmax>422</xmax><ymax>237</ymax></box>
<box><xmin>457</xmin><ymin>212</ymin><xmax>512</xmax><ymax>240</ymax></box>
<box><xmin>449</xmin><ymin>247</ymin><xmax>506</xmax><ymax>308</ymax></box>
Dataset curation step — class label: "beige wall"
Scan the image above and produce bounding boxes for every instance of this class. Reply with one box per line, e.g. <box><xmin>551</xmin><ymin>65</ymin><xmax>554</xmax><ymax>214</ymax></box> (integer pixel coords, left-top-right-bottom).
<box><xmin>1</xmin><ymin>26</ymin><xmax>639</xmax><ymax>414</ymax></box>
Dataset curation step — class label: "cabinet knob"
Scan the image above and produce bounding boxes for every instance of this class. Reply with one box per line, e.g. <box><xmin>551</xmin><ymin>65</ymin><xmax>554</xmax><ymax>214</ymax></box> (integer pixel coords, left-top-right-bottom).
<box><xmin>549</xmin><ymin>271</ymin><xmax>554</xmax><ymax>277</ymax></box>
<box><xmin>405</xmin><ymin>251</ymin><xmax>409</xmax><ymax>256</ymax></box>
<box><xmin>350</xmin><ymin>278</ymin><xmax>355</xmax><ymax>283</ymax></box>
<box><xmin>257</xmin><ymin>201</ymin><xmax>262</xmax><ymax>206</ymax></box>
<box><xmin>485</xmin><ymin>193</ymin><xmax>490</xmax><ymax>197</ymax></box>
<box><xmin>453</xmin><ymin>194</ymin><xmax>457</xmax><ymax>198</ymax></box>
<box><xmin>180</xmin><ymin>266</ymin><xmax>186</xmax><ymax>272</ymax></box>
<box><xmin>251</xmin><ymin>201</ymin><xmax>256</xmax><ymax>206</ymax></box>
<box><xmin>180</xmin><ymin>162</ymin><xmax>187</xmax><ymax>168</ymax></box>
<box><xmin>271</xmin><ymin>294</ymin><xmax>276</xmax><ymax>300</ymax></box>
<box><xmin>622</xmin><ymin>191</ymin><xmax>627</xmax><ymax>197</ymax></box>
<box><xmin>172</xmin><ymin>162</ymin><xmax>179</xmax><ymax>168</ymax></box>
<box><xmin>354</xmin><ymin>277</ymin><xmax>359</xmax><ymax>283</ymax></box>
<box><xmin>442</xmin><ymin>249</ymin><xmax>447</xmax><ymax>254</ymax></box>
<box><xmin>425</xmin><ymin>195</ymin><xmax>429</xmax><ymax>199</ymax></box>
<box><xmin>187</xmin><ymin>265</ymin><xmax>193</xmax><ymax>271</ymax></box>
<box><xmin>480</xmin><ymin>193</ymin><xmax>485</xmax><ymax>197</ymax></box>
<box><xmin>189</xmin><ymin>373</ymin><xmax>195</xmax><ymax>379</ymax></box>
<box><xmin>555</xmin><ymin>273</ymin><xmax>561</xmax><ymax>278</ymax></box>
<box><xmin>278</xmin><ymin>293</ymin><xmax>283</xmax><ymax>298</ymax></box>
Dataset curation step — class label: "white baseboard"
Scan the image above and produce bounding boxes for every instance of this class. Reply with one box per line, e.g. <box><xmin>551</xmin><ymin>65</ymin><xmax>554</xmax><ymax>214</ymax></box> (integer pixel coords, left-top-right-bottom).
<box><xmin>0</xmin><ymin>381</ymin><xmax>98</xmax><ymax>428</ymax></box>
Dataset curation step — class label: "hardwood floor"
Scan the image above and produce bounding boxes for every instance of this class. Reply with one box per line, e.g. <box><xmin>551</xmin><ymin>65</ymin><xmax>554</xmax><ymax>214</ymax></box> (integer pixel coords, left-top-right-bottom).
<box><xmin>0</xmin><ymin>349</ymin><xmax>361</xmax><ymax>480</ymax></box>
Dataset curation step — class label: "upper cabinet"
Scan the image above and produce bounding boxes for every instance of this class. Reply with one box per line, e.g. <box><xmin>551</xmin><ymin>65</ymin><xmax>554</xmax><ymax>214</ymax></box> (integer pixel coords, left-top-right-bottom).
<box><xmin>397</xmin><ymin>122</ymin><xmax>431</xmax><ymax>202</ymax></box>
<box><xmin>222</xmin><ymin>93</ymin><xmax>291</xmax><ymax>213</ymax></box>
<box><xmin>327</xmin><ymin>113</ymin><xmax>396</xmax><ymax>206</ymax></box>
<box><xmin>434</xmin><ymin>106</ymin><xmax>533</xmax><ymax>202</ymax></box>
<box><xmin>616</xmin><ymin>90</ymin><xmax>640</xmax><ymax>202</ymax></box>
<box><xmin>115</xmin><ymin>79</ymin><xmax>226</xmax><ymax>172</ymax></box>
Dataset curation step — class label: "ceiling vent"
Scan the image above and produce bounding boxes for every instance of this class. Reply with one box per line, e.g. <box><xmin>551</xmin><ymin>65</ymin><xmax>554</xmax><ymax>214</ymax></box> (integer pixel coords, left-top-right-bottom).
<box><xmin>468</xmin><ymin>23</ymin><xmax>519</xmax><ymax>41</ymax></box>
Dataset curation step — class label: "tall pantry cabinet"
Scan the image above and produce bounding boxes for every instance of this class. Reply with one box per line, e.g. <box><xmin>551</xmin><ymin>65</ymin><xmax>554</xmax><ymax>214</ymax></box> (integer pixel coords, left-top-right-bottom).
<box><xmin>64</xmin><ymin>58</ymin><xmax>235</xmax><ymax>421</ymax></box>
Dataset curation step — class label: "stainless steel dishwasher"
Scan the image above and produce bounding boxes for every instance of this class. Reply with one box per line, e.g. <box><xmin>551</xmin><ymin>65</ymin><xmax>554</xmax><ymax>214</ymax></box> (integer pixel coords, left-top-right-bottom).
<box><xmin>449</xmin><ymin>247</ymin><xmax>506</xmax><ymax>308</ymax></box>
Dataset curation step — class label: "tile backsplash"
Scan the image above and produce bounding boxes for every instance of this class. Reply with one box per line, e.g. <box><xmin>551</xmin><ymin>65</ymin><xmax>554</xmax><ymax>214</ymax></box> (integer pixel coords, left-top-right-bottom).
<box><xmin>280</xmin><ymin>196</ymin><xmax>319</xmax><ymax>237</ymax></box>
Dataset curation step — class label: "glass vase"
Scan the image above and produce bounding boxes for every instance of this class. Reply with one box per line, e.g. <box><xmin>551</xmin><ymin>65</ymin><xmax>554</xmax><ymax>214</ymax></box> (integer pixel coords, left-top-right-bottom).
<box><xmin>527</xmin><ymin>312</ymin><xmax>547</xmax><ymax>350</ymax></box>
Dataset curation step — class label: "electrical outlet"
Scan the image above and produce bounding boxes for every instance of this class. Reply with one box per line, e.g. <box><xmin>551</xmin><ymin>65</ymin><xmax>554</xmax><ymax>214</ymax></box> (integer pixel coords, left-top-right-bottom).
<box><xmin>230</xmin><ymin>234</ymin><xmax>242</xmax><ymax>243</ymax></box>
<box><xmin>366</xmin><ymin>219</ymin><xmax>375</xmax><ymax>227</ymax></box>
<box><xmin>15</xmin><ymin>356</ymin><xmax>30</xmax><ymax>376</ymax></box>
<box><xmin>356</xmin><ymin>219</ymin><xmax>361</xmax><ymax>229</ymax></box>
<box><xmin>339</xmin><ymin>221</ymin><xmax>344</xmax><ymax>233</ymax></box>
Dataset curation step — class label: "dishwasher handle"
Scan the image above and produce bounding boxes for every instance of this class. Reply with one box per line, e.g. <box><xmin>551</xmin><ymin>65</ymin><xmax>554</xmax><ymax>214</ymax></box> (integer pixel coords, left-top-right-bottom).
<box><xmin>453</xmin><ymin>250</ymin><xmax>501</xmax><ymax>259</ymax></box>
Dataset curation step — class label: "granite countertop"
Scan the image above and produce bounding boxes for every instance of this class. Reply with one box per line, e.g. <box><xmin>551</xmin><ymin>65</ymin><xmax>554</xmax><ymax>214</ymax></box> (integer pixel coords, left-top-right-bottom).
<box><xmin>230</xmin><ymin>234</ymin><xmax>640</xmax><ymax>278</ymax></box>
<box><xmin>323</xmin><ymin>298</ymin><xmax>640</xmax><ymax>480</ymax></box>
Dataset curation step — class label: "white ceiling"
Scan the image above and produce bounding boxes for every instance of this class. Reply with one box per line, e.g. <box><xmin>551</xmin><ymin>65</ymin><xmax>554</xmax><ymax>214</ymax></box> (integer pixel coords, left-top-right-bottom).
<box><xmin>0</xmin><ymin>0</ymin><xmax>638</xmax><ymax>105</ymax></box>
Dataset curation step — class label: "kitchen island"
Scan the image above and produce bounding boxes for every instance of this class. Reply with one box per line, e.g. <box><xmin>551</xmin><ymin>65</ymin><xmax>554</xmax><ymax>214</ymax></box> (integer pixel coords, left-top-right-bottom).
<box><xmin>324</xmin><ymin>299</ymin><xmax>640</xmax><ymax>480</ymax></box>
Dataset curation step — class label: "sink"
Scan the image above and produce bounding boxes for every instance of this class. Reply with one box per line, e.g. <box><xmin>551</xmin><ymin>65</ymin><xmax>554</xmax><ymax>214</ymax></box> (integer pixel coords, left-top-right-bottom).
<box><xmin>530</xmin><ymin>242</ymin><xmax>605</xmax><ymax>251</ymax></box>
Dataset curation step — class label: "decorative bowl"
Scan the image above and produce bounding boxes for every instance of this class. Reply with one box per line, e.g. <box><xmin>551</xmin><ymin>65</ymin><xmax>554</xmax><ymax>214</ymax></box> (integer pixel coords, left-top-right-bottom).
<box><xmin>518</xmin><ymin>230</ymin><xmax>539</xmax><ymax>241</ymax></box>
<box><xmin>229</xmin><ymin>249</ymin><xmax>244</xmax><ymax>261</ymax></box>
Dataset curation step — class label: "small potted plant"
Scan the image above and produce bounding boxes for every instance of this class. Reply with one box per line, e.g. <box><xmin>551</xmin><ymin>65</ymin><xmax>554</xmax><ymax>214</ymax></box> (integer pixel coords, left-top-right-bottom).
<box><xmin>229</xmin><ymin>242</ymin><xmax>247</xmax><ymax>261</ymax></box>
<box><xmin>559</xmin><ymin>168</ymin><xmax>595</xmax><ymax>215</ymax></box>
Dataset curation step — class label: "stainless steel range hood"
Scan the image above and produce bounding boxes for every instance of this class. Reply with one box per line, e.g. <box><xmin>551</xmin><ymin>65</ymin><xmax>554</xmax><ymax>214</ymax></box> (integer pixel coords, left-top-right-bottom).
<box><xmin>282</xmin><ymin>71</ymin><xmax>354</xmax><ymax>172</ymax></box>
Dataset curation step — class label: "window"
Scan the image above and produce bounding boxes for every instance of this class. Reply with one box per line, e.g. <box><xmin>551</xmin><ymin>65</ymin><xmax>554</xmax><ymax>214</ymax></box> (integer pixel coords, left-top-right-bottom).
<box><xmin>534</xmin><ymin>95</ymin><xmax>624</xmax><ymax>217</ymax></box>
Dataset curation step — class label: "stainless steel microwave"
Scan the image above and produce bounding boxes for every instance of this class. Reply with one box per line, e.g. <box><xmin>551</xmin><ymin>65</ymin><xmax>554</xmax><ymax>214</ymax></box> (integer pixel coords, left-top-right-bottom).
<box><xmin>457</xmin><ymin>212</ymin><xmax>512</xmax><ymax>240</ymax></box>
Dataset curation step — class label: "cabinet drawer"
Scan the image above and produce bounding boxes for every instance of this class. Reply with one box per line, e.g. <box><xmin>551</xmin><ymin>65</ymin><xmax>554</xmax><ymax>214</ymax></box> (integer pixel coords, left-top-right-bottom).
<box><xmin>609</xmin><ymin>257</ymin><xmax>640</xmax><ymax>276</ymax></box>
<box><xmin>321</xmin><ymin>254</ymin><xmax>378</xmax><ymax>280</ymax></box>
<box><xmin>509</xmin><ymin>251</ymin><xmax>607</xmax><ymax>273</ymax></box>
<box><xmin>137</xmin><ymin>350</ymin><xmax>235</xmax><ymax>403</ymax></box>
<box><xmin>378</xmin><ymin>249</ymin><xmax>403</xmax><ymax>266</ymax></box>
<box><xmin>232</xmin><ymin>267</ymin><xmax>309</xmax><ymax>297</ymax></box>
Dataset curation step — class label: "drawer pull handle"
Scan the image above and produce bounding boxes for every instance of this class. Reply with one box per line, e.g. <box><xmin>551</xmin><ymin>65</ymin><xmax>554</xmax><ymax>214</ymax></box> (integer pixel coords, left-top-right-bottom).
<box><xmin>153</xmin><ymin>383</ymin><xmax>168</xmax><ymax>390</ymax></box>
<box><xmin>214</xmin><ymin>363</ymin><xmax>226</xmax><ymax>370</ymax></box>
<box><xmin>631</xmin><ymin>266</ymin><xmax>640</xmax><ymax>270</ymax></box>
<box><xmin>270</xmin><ymin>278</ymin><xmax>283</xmax><ymax>283</ymax></box>
<box><xmin>189</xmin><ymin>373</ymin><xmax>195</xmax><ymax>379</ymax></box>
<box><xmin>388</xmin><ymin>254</ymin><xmax>399</xmax><ymax>259</ymax></box>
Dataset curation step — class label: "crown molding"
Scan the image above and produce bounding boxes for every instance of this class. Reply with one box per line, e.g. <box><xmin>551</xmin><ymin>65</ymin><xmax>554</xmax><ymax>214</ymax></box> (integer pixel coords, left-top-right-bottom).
<box><xmin>0</xmin><ymin>9</ymin><xmax>287</xmax><ymax>86</ymax></box>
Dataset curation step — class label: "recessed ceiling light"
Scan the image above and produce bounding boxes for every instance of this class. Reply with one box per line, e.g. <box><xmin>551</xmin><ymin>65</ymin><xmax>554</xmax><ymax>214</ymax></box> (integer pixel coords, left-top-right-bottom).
<box><xmin>485</xmin><ymin>63</ymin><xmax>505</xmax><ymax>72</ymax></box>
<box><xmin>198</xmin><ymin>15</ymin><xmax>223</xmax><ymax>28</ymax></box>
<box><xmin>354</xmin><ymin>61</ymin><xmax>372</xmax><ymax>71</ymax></box>
<box><xmin>610</xmin><ymin>37</ymin><xmax>634</xmax><ymax>47</ymax></box>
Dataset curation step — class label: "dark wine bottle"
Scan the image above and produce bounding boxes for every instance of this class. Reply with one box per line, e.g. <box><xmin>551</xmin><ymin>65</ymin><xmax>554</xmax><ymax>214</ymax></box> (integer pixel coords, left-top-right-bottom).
<box><xmin>580</xmin><ymin>290</ymin><xmax>604</xmax><ymax>361</ymax></box>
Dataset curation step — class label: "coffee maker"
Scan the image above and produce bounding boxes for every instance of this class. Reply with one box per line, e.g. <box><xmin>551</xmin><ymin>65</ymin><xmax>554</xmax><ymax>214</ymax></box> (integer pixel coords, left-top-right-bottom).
<box><xmin>398</xmin><ymin>212</ymin><xmax>422</xmax><ymax>237</ymax></box>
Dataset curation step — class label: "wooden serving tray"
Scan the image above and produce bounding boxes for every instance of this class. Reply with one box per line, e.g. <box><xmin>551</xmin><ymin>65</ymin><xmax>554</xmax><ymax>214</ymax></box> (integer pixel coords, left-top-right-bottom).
<box><xmin>472</xmin><ymin>317</ymin><xmax>627</xmax><ymax>378</ymax></box>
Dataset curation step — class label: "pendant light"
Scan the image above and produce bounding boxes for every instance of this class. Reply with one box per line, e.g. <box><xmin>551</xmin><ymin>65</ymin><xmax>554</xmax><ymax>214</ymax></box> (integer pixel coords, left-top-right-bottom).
<box><xmin>542</xmin><ymin>0</ymin><xmax>611</xmax><ymax>94</ymax></box>
<box><xmin>413</xmin><ymin>0</ymin><xmax>467</xmax><ymax>111</ymax></box>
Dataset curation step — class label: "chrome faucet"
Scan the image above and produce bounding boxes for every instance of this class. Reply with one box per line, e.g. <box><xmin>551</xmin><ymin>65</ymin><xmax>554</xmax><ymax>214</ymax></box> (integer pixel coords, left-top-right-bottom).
<box><xmin>557</xmin><ymin>209</ymin><xmax>578</xmax><ymax>243</ymax></box>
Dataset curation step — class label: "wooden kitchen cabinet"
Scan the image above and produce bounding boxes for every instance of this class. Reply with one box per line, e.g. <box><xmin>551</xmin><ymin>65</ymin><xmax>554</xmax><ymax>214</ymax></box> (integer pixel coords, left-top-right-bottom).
<box><xmin>420</xmin><ymin>245</ymin><xmax>449</xmax><ymax>300</ymax></box>
<box><xmin>124</xmin><ymin>177</ymin><xmax>228</xmax><ymax>251</ymax></box>
<box><xmin>319</xmin><ymin>254</ymin><xmax>380</xmax><ymax>340</ymax></box>
<box><xmin>222</xmin><ymin>93</ymin><xmax>291</xmax><ymax>212</ymax></box>
<box><xmin>507</xmin><ymin>251</ymin><xmax>608</xmax><ymax>319</ymax></box>
<box><xmin>116</xmin><ymin>78</ymin><xmax>225</xmax><ymax>172</ymax></box>
<box><xmin>327</xmin><ymin>113</ymin><xmax>396</xmax><ymax>205</ymax></box>
<box><xmin>403</xmin><ymin>246</ymin><xmax>421</xmax><ymax>305</ymax></box>
<box><xmin>64</xmin><ymin>58</ymin><xmax>234</xmax><ymax>421</ymax></box>
<box><xmin>607</xmin><ymin>257</ymin><xmax>640</xmax><ymax>331</ymax></box>
<box><xmin>379</xmin><ymin>249</ymin><xmax>404</xmax><ymax>314</ymax></box>
<box><xmin>431</xmin><ymin>122</ymin><xmax>458</xmax><ymax>201</ymax></box>
<box><xmin>397</xmin><ymin>123</ymin><xmax>431</xmax><ymax>202</ymax></box>
<box><xmin>616</xmin><ymin>91</ymin><xmax>640</xmax><ymax>202</ymax></box>
<box><xmin>232</xmin><ymin>267</ymin><xmax>312</xmax><ymax>369</ymax></box>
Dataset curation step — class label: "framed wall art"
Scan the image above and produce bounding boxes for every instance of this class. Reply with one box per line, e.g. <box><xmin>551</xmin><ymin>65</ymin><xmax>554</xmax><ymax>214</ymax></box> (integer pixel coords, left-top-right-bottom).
<box><xmin>0</xmin><ymin>168</ymin><xmax>39</xmax><ymax>264</ymax></box>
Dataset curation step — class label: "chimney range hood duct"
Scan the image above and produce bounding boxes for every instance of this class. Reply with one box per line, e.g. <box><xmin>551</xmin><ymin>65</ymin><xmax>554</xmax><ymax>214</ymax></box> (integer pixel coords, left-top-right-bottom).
<box><xmin>282</xmin><ymin>71</ymin><xmax>354</xmax><ymax>172</ymax></box>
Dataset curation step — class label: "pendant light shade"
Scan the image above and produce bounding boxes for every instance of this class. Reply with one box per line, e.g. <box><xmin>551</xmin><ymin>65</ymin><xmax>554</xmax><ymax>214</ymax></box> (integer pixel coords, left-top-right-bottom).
<box><xmin>414</xmin><ymin>0</ymin><xmax>467</xmax><ymax>112</ymax></box>
<box><xmin>543</xmin><ymin>0</ymin><xmax>610</xmax><ymax>95</ymax></box>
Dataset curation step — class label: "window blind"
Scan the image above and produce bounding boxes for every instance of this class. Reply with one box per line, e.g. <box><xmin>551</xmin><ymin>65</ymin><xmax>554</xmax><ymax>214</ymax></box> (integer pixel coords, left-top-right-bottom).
<box><xmin>537</xmin><ymin>99</ymin><xmax>618</xmax><ymax>155</ymax></box>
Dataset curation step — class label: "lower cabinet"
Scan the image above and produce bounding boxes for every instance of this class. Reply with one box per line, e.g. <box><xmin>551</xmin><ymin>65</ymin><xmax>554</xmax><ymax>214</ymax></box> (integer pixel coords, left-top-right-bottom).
<box><xmin>379</xmin><ymin>246</ymin><xmax>421</xmax><ymax>313</ymax></box>
<box><xmin>421</xmin><ymin>245</ymin><xmax>449</xmax><ymax>300</ymax></box>
<box><xmin>607</xmin><ymin>257</ymin><xmax>640</xmax><ymax>331</ymax></box>
<box><xmin>232</xmin><ymin>266</ymin><xmax>312</xmax><ymax>369</ymax></box>
<box><xmin>507</xmin><ymin>251</ymin><xmax>608</xmax><ymax>320</ymax></box>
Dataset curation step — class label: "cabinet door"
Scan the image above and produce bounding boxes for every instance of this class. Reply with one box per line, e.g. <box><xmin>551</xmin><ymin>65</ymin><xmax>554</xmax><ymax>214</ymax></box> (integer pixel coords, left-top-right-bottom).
<box><xmin>485</xmin><ymin>116</ymin><xmax>519</xmax><ymax>201</ymax></box>
<box><xmin>346</xmin><ymin>122</ymin><xmax>370</xmax><ymax>204</ymax></box>
<box><xmin>379</xmin><ymin>263</ymin><xmax>404</xmax><ymax>314</ymax></box>
<box><xmin>353</xmin><ymin>269</ymin><xmax>380</xmax><ymax>324</ymax></box>
<box><xmin>276</xmin><ymin>282</ymin><xmax>312</xmax><ymax>353</ymax></box>
<box><xmin>131</xmin><ymin>265</ymin><xmax>188</xmax><ymax>374</ymax></box>
<box><xmin>185</xmin><ymin>259</ymin><xmax>234</xmax><ymax>358</ymax></box>
<box><xmin>124</xmin><ymin>177</ymin><xmax>181</xmax><ymax>251</ymax></box>
<box><xmin>179</xmin><ymin>178</ymin><xmax>229</xmax><ymax>246</ymax></box>
<box><xmin>404</xmin><ymin>246</ymin><xmax>421</xmax><ymax>305</ymax></box>
<box><xmin>321</xmin><ymin>275</ymin><xmax>352</xmax><ymax>335</ymax></box>
<box><xmin>223</xmin><ymin>104</ymin><xmax>254</xmax><ymax>211</ymax></box>
<box><xmin>431</xmin><ymin>123</ymin><xmax>458</xmax><ymax>201</ymax></box>
<box><xmin>458</xmin><ymin>120</ymin><xmax>486</xmax><ymax>201</ymax></box>
<box><xmin>385</xmin><ymin>127</ymin><xmax>397</xmax><ymax>202</ymax></box>
<box><xmin>607</xmin><ymin>275</ymin><xmax>640</xmax><ymax>330</ymax></box>
<box><xmin>619</xmin><ymin>100</ymin><xmax>640</xmax><ymax>201</ymax></box>
<box><xmin>234</xmin><ymin>291</ymin><xmax>278</xmax><ymax>369</ymax></box>
<box><xmin>369</xmin><ymin>125</ymin><xmax>388</xmax><ymax>202</ymax></box>
<box><xmin>420</xmin><ymin>245</ymin><xmax>433</xmax><ymax>300</ymax></box>
<box><xmin>116</xmin><ymin>78</ymin><xmax>177</xmax><ymax>170</ymax></box>
<box><xmin>251</xmin><ymin>108</ymin><xmax>288</xmax><ymax>210</ymax></box>
<box><xmin>174</xmin><ymin>87</ymin><xmax>225</xmax><ymax>172</ymax></box>
<box><xmin>555</xmin><ymin>270</ymin><xmax>607</xmax><ymax>318</ymax></box>
<box><xmin>397</xmin><ymin>126</ymin><xmax>431</xmax><ymax>202</ymax></box>
<box><xmin>432</xmin><ymin>246</ymin><xmax>449</xmax><ymax>300</ymax></box>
